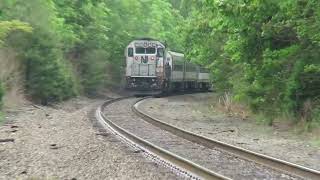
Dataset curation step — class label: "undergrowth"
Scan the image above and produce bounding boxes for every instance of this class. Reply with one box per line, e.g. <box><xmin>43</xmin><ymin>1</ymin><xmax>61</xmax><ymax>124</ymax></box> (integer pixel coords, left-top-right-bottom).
<box><xmin>0</xmin><ymin>111</ymin><xmax>4</xmax><ymax>125</ymax></box>
<box><xmin>217</xmin><ymin>92</ymin><xmax>320</xmax><ymax>131</ymax></box>
<box><xmin>0</xmin><ymin>81</ymin><xmax>3</xmax><ymax>107</ymax></box>
<box><xmin>0</xmin><ymin>81</ymin><xmax>3</xmax><ymax>124</ymax></box>
<box><xmin>217</xmin><ymin>92</ymin><xmax>249</xmax><ymax>120</ymax></box>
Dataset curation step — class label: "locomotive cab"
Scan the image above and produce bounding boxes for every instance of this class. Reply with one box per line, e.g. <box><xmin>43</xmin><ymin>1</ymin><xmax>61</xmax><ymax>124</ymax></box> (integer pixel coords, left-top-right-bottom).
<box><xmin>125</xmin><ymin>38</ymin><xmax>166</xmax><ymax>91</ymax></box>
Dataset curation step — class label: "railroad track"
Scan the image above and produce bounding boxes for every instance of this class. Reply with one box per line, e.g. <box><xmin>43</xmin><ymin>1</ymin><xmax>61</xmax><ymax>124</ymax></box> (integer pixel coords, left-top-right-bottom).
<box><xmin>96</xmin><ymin>97</ymin><xmax>320</xmax><ymax>180</ymax></box>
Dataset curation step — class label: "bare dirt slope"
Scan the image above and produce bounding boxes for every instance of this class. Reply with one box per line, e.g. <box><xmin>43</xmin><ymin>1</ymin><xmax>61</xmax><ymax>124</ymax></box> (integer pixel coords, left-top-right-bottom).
<box><xmin>0</xmin><ymin>96</ymin><xmax>180</xmax><ymax>180</ymax></box>
<box><xmin>138</xmin><ymin>93</ymin><xmax>320</xmax><ymax>171</ymax></box>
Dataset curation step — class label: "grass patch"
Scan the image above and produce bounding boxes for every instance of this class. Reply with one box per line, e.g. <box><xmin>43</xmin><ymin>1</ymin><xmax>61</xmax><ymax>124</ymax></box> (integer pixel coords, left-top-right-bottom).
<box><xmin>297</xmin><ymin>121</ymin><xmax>320</xmax><ymax>133</ymax></box>
<box><xmin>311</xmin><ymin>138</ymin><xmax>320</xmax><ymax>148</ymax></box>
<box><xmin>215</xmin><ymin>93</ymin><xmax>320</xmax><ymax>130</ymax></box>
<box><xmin>216</xmin><ymin>92</ymin><xmax>250</xmax><ymax>120</ymax></box>
<box><xmin>254</xmin><ymin>113</ymin><xmax>274</xmax><ymax>126</ymax></box>
<box><xmin>0</xmin><ymin>111</ymin><xmax>4</xmax><ymax>125</ymax></box>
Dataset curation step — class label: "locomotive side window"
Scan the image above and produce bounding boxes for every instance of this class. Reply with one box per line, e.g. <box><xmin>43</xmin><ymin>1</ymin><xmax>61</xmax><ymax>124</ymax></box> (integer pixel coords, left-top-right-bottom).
<box><xmin>186</xmin><ymin>63</ymin><xmax>197</xmax><ymax>72</ymax></box>
<box><xmin>157</xmin><ymin>48</ymin><xmax>164</xmax><ymax>57</ymax></box>
<box><xmin>173</xmin><ymin>65</ymin><xmax>183</xmax><ymax>71</ymax></box>
<box><xmin>136</xmin><ymin>47</ymin><xmax>145</xmax><ymax>54</ymax></box>
<box><xmin>200</xmin><ymin>67</ymin><xmax>209</xmax><ymax>73</ymax></box>
<box><xmin>128</xmin><ymin>48</ymin><xmax>133</xmax><ymax>57</ymax></box>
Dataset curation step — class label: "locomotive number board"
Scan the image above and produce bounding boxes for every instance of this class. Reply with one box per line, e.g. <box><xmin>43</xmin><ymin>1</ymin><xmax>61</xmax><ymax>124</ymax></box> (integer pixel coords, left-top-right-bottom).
<box><xmin>134</xmin><ymin>42</ymin><xmax>157</xmax><ymax>48</ymax></box>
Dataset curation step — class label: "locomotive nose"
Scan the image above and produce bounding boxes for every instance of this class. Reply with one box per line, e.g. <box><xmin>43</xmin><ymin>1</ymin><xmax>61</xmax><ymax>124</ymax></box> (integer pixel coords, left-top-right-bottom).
<box><xmin>134</xmin><ymin>55</ymin><xmax>156</xmax><ymax>63</ymax></box>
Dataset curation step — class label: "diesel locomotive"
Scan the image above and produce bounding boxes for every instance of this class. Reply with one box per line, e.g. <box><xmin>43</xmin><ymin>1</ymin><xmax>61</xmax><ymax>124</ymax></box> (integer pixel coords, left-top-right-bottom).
<box><xmin>125</xmin><ymin>38</ymin><xmax>210</xmax><ymax>93</ymax></box>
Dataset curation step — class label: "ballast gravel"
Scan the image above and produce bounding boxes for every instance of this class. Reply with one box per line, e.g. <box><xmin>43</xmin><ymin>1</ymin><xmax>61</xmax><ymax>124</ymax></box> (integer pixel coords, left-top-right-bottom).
<box><xmin>104</xmin><ymin>98</ymin><xmax>300</xmax><ymax>180</ymax></box>
<box><xmin>0</xmin><ymin>96</ymin><xmax>181</xmax><ymax>180</ymax></box>
<box><xmin>138</xmin><ymin>93</ymin><xmax>320</xmax><ymax>172</ymax></box>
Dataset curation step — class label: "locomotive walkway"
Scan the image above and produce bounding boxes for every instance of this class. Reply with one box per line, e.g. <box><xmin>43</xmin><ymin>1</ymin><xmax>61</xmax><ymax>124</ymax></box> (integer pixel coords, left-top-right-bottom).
<box><xmin>97</xmin><ymin>97</ymin><xmax>320</xmax><ymax>179</ymax></box>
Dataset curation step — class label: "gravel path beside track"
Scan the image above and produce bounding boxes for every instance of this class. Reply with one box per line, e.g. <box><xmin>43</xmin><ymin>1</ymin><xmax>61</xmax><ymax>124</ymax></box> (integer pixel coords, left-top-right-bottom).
<box><xmin>138</xmin><ymin>93</ymin><xmax>320</xmax><ymax>172</ymax></box>
<box><xmin>104</xmin><ymin>98</ymin><xmax>301</xmax><ymax>180</ymax></box>
<box><xmin>0</xmin><ymin>97</ymin><xmax>180</xmax><ymax>180</ymax></box>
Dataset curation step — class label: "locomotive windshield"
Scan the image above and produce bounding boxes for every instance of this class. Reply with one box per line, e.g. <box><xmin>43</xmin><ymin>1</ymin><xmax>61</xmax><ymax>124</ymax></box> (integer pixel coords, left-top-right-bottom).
<box><xmin>135</xmin><ymin>47</ymin><xmax>156</xmax><ymax>54</ymax></box>
<box><xmin>136</xmin><ymin>47</ymin><xmax>145</xmax><ymax>54</ymax></box>
<box><xmin>146</xmin><ymin>47</ymin><xmax>156</xmax><ymax>54</ymax></box>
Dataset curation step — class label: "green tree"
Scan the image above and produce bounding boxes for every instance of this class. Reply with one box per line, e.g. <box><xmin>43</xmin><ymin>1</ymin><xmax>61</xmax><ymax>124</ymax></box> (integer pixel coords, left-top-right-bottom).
<box><xmin>0</xmin><ymin>19</ymin><xmax>32</xmax><ymax>110</ymax></box>
<box><xmin>183</xmin><ymin>0</ymin><xmax>320</xmax><ymax>123</ymax></box>
<box><xmin>1</xmin><ymin>0</ymin><xmax>78</xmax><ymax>104</ymax></box>
<box><xmin>0</xmin><ymin>20</ymin><xmax>32</xmax><ymax>45</ymax></box>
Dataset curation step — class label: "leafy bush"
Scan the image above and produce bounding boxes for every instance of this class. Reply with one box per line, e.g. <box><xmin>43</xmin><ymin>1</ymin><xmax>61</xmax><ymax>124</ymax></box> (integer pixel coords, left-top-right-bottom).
<box><xmin>1</xmin><ymin>0</ymin><xmax>78</xmax><ymax>104</ymax></box>
<box><xmin>312</xmin><ymin>107</ymin><xmax>320</xmax><ymax>123</ymax></box>
<box><xmin>78</xmin><ymin>50</ymin><xmax>108</xmax><ymax>95</ymax></box>
<box><xmin>183</xmin><ymin>0</ymin><xmax>320</xmax><ymax>124</ymax></box>
<box><xmin>23</xmin><ymin>32</ymin><xmax>78</xmax><ymax>104</ymax></box>
<box><xmin>0</xmin><ymin>20</ymin><xmax>32</xmax><ymax>45</ymax></box>
<box><xmin>0</xmin><ymin>81</ymin><xmax>3</xmax><ymax>124</ymax></box>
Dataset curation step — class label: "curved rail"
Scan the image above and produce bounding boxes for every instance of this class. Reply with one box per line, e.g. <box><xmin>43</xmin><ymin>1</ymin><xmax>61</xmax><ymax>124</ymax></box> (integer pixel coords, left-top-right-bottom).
<box><xmin>96</xmin><ymin>97</ymin><xmax>229</xmax><ymax>180</ymax></box>
<box><xmin>133</xmin><ymin>98</ymin><xmax>320</xmax><ymax>180</ymax></box>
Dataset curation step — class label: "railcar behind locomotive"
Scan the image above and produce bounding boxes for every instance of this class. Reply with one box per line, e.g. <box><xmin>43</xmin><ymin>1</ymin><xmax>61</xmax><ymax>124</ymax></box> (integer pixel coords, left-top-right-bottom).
<box><xmin>125</xmin><ymin>38</ymin><xmax>211</xmax><ymax>93</ymax></box>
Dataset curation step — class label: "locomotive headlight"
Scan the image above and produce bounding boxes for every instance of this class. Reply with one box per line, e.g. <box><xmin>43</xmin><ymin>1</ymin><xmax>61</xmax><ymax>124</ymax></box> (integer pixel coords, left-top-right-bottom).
<box><xmin>152</xmin><ymin>78</ymin><xmax>155</xmax><ymax>82</ymax></box>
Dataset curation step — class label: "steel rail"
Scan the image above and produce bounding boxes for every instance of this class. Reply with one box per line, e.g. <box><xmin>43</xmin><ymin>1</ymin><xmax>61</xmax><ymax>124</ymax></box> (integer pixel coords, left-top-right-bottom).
<box><xmin>96</xmin><ymin>97</ymin><xmax>229</xmax><ymax>180</ymax></box>
<box><xmin>133</xmin><ymin>98</ymin><xmax>320</xmax><ymax>180</ymax></box>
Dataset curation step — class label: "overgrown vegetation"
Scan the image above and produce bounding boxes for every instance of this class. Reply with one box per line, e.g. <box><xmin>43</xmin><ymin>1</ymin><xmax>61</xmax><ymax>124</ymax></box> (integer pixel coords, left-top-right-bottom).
<box><xmin>0</xmin><ymin>82</ymin><xmax>3</xmax><ymax>108</ymax></box>
<box><xmin>0</xmin><ymin>19</ymin><xmax>32</xmax><ymax>121</ymax></box>
<box><xmin>0</xmin><ymin>0</ymin><xmax>319</xmax><ymax>127</ymax></box>
<box><xmin>0</xmin><ymin>0</ymin><xmax>182</xmax><ymax>103</ymax></box>
<box><xmin>181</xmin><ymin>0</ymin><xmax>320</xmax><ymax>126</ymax></box>
<box><xmin>0</xmin><ymin>82</ymin><xmax>3</xmax><ymax>123</ymax></box>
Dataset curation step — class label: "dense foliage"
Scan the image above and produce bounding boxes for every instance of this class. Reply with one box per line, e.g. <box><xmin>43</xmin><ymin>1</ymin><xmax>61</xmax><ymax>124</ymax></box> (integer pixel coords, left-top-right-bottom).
<box><xmin>0</xmin><ymin>0</ymin><xmax>319</xmax><ymax>123</ymax></box>
<box><xmin>181</xmin><ymin>0</ymin><xmax>320</xmax><ymax>123</ymax></box>
<box><xmin>0</xmin><ymin>0</ymin><xmax>182</xmax><ymax>103</ymax></box>
<box><xmin>0</xmin><ymin>19</ymin><xmax>32</xmax><ymax>109</ymax></box>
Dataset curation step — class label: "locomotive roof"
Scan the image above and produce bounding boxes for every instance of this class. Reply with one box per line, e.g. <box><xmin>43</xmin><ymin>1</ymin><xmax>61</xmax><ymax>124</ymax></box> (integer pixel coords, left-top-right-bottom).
<box><xmin>128</xmin><ymin>39</ymin><xmax>166</xmax><ymax>48</ymax></box>
<box><xmin>168</xmin><ymin>51</ymin><xmax>184</xmax><ymax>57</ymax></box>
<box><xmin>129</xmin><ymin>38</ymin><xmax>166</xmax><ymax>46</ymax></box>
<box><xmin>135</xmin><ymin>37</ymin><xmax>158</xmax><ymax>41</ymax></box>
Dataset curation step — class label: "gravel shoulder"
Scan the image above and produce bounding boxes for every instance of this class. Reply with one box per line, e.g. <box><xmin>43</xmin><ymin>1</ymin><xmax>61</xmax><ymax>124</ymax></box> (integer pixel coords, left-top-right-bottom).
<box><xmin>0</xmin><ymin>95</ymin><xmax>180</xmax><ymax>180</ymax></box>
<box><xmin>138</xmin><ymin>93</ymin><xmax>320</xmax><ymax>171</ymax></box>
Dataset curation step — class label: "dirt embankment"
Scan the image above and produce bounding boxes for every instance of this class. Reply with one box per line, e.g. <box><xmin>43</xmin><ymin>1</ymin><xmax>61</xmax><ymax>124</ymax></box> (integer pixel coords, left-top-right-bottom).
<box><xmin>138</xmin><ymin>93</ymin><xmax>320</xmax><ymax>171</ymax></box>
<box><xmin>0</xmin><ymin>95</ymin><xmax>180</xmax><ymax>180</ymax></box>
<box><xmin>0</xmin><ymin>48</ymin><xmax>26</xmax><ymax>110</ymax></box>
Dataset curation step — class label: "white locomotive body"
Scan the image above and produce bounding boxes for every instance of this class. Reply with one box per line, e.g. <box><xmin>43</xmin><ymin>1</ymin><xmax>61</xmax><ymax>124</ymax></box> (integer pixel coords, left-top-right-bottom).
<box><xmin>125</xmin><ymin>38</ymin><xmax>166</xmax><ymax>91</ymax></box>
<box><xmin>125</xmin><ymin>38</ymin><xmax>211</xmax><ymax>93</ymax></box>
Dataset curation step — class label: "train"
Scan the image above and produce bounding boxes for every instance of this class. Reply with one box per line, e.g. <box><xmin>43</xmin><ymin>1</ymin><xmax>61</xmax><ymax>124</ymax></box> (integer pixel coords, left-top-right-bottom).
<box><xmin>125</xmin><ymin>38</ymin><xmax>211</xmax><ymax>94</ymax></box>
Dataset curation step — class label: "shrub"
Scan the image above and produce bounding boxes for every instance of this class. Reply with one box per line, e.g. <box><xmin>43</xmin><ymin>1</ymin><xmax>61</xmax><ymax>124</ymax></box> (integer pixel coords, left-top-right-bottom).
<box><xmin>0</xmin><ymin>81</ymin><xmax>4</xmax><ymax>123</ymax></box>
<box><xmin>23</xmin><ymin>32</ymin><xmax>78</xmax><ymax>105</ymax></box>
<box><xmin>78</xmin><ymin>50</ymin><xmax>108</xmax><ymax>96</ymax></box>
<box><xmin>312</xmin><ymin>107</ymin><xmax>320</xmax><ymax>123</ymax></box>
<box><xmin>183</xmin><ymin>0</ymin><xmax>320</xmax><ymax>125</ymax></box>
